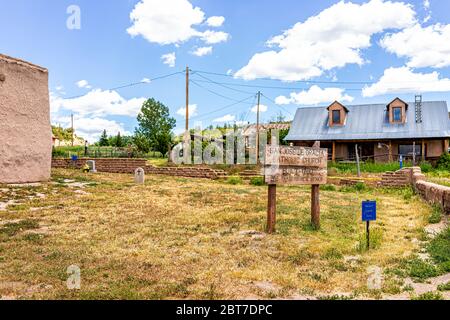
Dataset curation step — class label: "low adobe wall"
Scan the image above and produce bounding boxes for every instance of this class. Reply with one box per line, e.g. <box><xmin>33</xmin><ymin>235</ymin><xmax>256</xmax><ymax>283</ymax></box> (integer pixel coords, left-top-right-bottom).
<box><xmin>405</xmin><ymin>167</ymin><xmax>450</xmax><ymax>215</ymax></box>
<box><xmin>52</xmin><ymin>158</ymin><xmax>147</xmax><ymax>173</ymax></box>
<box><xmin>51</xmin><ymin>158</ymin><xmax>227</xmax><ymax>179</ymax></box>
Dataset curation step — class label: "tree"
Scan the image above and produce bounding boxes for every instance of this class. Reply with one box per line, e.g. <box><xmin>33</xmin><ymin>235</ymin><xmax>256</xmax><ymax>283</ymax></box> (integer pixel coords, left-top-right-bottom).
<box><xmin>114</xmin><ymin>132</ymin><xmax>124</xmax><ymax>147</ymax></box>
<box><xmin>99</xmin><ymin>130</ymin><xmax>109</xmax><ymax>146</ymax></box>
<box><xmin>135</xmin><ymin>98</ymin><xmax>176</xmax><ymax>155</ymax></box>
<box><xmin>133</xmin><ymin>132</ymin><xmax>151</xmax><ymax>153</ymax></box>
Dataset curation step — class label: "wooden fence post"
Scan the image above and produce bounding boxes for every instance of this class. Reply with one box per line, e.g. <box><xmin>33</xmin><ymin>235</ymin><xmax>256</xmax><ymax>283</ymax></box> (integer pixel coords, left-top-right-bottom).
<box><xmin>311</xmin><ymin>184</ymin><xmax>320</xmax><ymax>230</ymax></box>
<box><xmin>267</xmin><ymin>184</ymin><xmax>277</xmax><ymax>234</ymax></box>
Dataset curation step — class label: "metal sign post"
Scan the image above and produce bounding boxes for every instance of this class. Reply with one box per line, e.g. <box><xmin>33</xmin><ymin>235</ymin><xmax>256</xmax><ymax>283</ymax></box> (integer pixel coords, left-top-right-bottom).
<box><xmin>362</xmin><ymin>201</ymin><xmax>377</xmax><ymax>250</ymax></box>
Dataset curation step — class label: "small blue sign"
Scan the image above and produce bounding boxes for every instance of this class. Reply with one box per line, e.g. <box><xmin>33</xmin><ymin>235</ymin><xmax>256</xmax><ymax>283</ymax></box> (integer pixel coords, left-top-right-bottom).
<box><xmin>362</xmin><ymin>201</ymin><xmax>377</xmax><ymax>221</ymax></box>
<box><xmin>71</xmin><ymin>155</ymin><xmax>78</xmax><ymax>161</ymax></box>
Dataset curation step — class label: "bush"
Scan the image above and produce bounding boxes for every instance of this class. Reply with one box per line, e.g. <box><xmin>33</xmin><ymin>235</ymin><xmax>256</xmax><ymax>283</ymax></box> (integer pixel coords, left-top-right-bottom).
<box><xmin>355</xmin><ymin>182</ymin><xmax>366</xmax><ymax>191</ymax></box>
<box><xmin>420</xmin><ymin>161</ymin><xmax>433</xmax><ymax>173</ymax></box>
<box><xmin>226</xmin><ymin>176</ymin><xmax>242</xmax><ymax>185</ymax></box>
<box><xmin>428</xmin><ymin>205</ymin><xmax>442</xmax><ymax>224</ymax></box>
<box><xmin>411</xmin><ymin>291</ymin><xmax>444</xmax><ymax>300</ymax></box>
<box><xmin>320</xmin><ymin>184</ymin><xmax>337</xmax><ymax>191</ymax></box>
<box><xmin>437</xmin><ymin>282</ymin><xmax>450</xmax><ymax>291</ymax></box>
<box><xmin>250</xmin><ymin>176</ymin><xmax>265</xmax><ymax>186</ymax></box>
<box><xmin>437</xmin><ymin>153</ymin><xmax>450</xmax><ymax>170</ymax></box>
<box><xmin>427</xmin><ymin>227</ymin><xmax>450</xmax><ymax>266</ymax></box>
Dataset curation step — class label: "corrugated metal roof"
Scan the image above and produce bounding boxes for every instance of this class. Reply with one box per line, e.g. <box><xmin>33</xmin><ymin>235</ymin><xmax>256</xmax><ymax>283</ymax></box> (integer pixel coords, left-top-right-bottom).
<box><xmin>285</xmin><ymin>101</ymin><xmax>450</xmax><ymax>141</ymax></box>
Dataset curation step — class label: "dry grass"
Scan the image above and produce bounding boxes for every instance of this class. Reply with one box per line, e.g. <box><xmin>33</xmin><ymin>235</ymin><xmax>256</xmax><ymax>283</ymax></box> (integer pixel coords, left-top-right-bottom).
<box><xmin>0</xmin><ymin>169</ymin><xmax>432</xmax><ymax>300</ymax></box>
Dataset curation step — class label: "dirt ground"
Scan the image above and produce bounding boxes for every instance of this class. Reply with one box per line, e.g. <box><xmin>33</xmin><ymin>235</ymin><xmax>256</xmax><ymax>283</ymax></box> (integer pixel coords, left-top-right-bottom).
<box><xmin>0</xmin><ymin>169</ymin><xmax>447</xmax><ymax>300</ymax></box>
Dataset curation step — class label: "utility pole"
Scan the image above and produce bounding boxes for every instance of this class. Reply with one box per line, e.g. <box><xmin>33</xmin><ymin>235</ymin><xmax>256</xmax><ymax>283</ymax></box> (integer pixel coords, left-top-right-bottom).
<box><xmin>185</xmin><ymin>66</ymin><xmax>189</xmax><ymax>132</ymax></box>
<box><xmin>256</xmin><ymin>91</ymin><xmax>261</xmax><ymax>164</ymax></box>
<box><xmin>71</xmin><ymin>114</ymin><xmax>74</xmax><ymax>147</ymax></box>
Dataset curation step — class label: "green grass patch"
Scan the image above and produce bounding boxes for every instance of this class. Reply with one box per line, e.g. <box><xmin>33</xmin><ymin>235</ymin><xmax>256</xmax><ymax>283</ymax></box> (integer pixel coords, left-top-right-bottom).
<box><xmin>427</xmin><ymin>227</ymin><xmax>450</xmax><ymax>269</ymax></box>
<box><xmin>226</xmin><ymin>176</ymin><xmax>243</xmax><ymax>185</ymax></box>
<box><xmin>428</xmin><ymin>205</ymin><xmax>443</xmax><ymax>224</ymax></box>
<box><xmin>357</xmin><ymin>227</ymin><xmax>383</xmax><ymax>252</ymax></box>
<box><xmin>411</xmin><ymin>291</ymin><xmax>444</xmax><ymax>300</ymax></box>
<box><xmin>437</xmin><ymin>282</ymin><xmax>450</xmax><ymax>291</ymax></box>
<box><xmin>0</xmin><ymin>219</ymin><xmax>40</xmax><ymax>237</ymax></box>
<box><xmin>249</xmin><ymin>176</ymin><xmax>265</xmax><ymax>186</ymax></box>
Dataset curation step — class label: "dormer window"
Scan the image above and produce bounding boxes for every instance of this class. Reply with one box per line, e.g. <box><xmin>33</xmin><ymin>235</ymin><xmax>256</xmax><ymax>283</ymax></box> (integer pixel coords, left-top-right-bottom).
<box><xmin>332</xmin><ymin>110</ymin><xmax>341</xmax><ymax>124</ymax></box>
<box><xmin>388</xmin><ymin>98</ymin><xmax>408</xmax><ymax>124</ymax></box>
<box><xmin>393</xmin><ymin>107</ymin><xmax>402</xmax><ymax>122</ymax></box>
<box><xmin>327</xmin><ymin>101</ymin><xmax>348</xmax><ymax>127</ymax></box>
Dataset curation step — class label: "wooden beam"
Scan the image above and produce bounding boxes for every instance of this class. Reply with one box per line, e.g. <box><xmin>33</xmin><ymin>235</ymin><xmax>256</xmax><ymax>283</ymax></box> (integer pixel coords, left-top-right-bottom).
<box><xmin>311</xmin><ymin>185</ymin><xmax>320</xmax><ymax>230</ymax></box>
<box><xmin>332</xmin><ymin>141</ymin><xmax>336</xmax><ymax>162</ymax></box>
<box><xmin>388</xmin><ymin>141</ymin><xmax>393</xmax><ymax>162</ymax></box>
<box><xmin>267</xmin><ymin>184</ymin><xmax>276</xmax><ymax>234</ymax></box>
<box><xmin>422</xmin><ymin>139</ymin><xmax>426</xmax><ymax>162</ymax></box>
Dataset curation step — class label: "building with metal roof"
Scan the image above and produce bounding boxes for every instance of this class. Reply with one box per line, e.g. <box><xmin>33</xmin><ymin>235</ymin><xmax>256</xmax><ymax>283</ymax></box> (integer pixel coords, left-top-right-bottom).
<box><xmin>285</xmin><ymin>97</ymin><xmax>450</xmax><ymax>163</ymax></box>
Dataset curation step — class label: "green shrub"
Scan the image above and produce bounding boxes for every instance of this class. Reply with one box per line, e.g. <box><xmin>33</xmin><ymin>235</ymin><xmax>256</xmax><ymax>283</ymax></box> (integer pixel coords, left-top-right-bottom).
<box><xmin>320</xmin><ymin>184</ymin><xmax>337</xmax><ymax>191</ymax></box>
<box><xmin>355</xmin><ymin>182</ymin><xmax>366</xmax><ymax>191</ymax></box>
<box><xmin>428</xmin><ymin>205</ymin><xmax>442</xmax><ymax>224</ymax></box>
<box><xmin>226</xmin><ymin>176</ymin><xmax>243</xmax><ymax>185</ymax></box>
<box><xmin>411</xmin><ymin>291</ymin><xmax>444</xmax><ymax>300</ymax></box>
<box><xmin>323</xmin><ymin>248</ymin><xmax>343</xmax><ymax>260</ymax></box>
<box><xmin>402</xmin><ymin>187</ymin><xmax>414</xmax><ymax>200</ymax></box>
<box><xmin>408</xmin><ymin>259</ymin><xmax>440</xmax><ymax>279</ymax></box>
<box><xmin>437</xmin><ymin>153</ymin><xmax>450</xmax><ymax>170</ymax></box>
<box><xmin>427</xmin><ymin>227</ymin><xmax>450</xmax><ymax>266</ymax></box>
<box><xmin>250</xmin><ymin>176</ymin><xmax>265</xmax><ymax>186</ymax></box>
<box><xmin>420</xmin><ymin>161</ymin><xmax>433</xmax><ymax>173</ymax></box>
<box><xmin>437</xmin><ymin>282</ymin><xmax>450</xmax><ymax>291</ymax></box>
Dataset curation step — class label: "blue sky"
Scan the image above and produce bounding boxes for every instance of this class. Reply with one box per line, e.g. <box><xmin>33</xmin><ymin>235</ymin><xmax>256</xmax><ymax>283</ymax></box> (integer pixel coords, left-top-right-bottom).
<box><xmin>1</xmin><ymin>0</ymin><xmax>450</xmax><ymax>141</ymax></box>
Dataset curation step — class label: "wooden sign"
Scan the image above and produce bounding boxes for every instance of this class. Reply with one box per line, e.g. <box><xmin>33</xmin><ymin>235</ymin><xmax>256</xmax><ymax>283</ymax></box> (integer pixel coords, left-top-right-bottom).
<box><xmin>264</xmin><ymin>146</ymin><xmax>328</xmax><ymax>185</ymax></box>
<box><xmin>265</xmin><ymin>145</ymin><xmax>328</xmax><ymax>168</ymax></box>
<box><xmin>264</xmin><ymin>144</ymin><xmax>328</xmax><ymax>233</ymax></box>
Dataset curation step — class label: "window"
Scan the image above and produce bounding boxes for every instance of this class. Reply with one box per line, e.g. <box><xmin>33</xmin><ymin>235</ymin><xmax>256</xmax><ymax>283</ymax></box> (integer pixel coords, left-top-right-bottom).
<box><xmin>393</xmin><ymin>107</ymin><xmax>402</xmax><ymax>122</ymax></box>
<box><xmin>332</xmin><ymin>110</ymin><xmax>341</xmax><ymax>124</ymax></box>
<box><xmin>399</xmin><ymin>145</ymin><xmax>421</xmax><ymax>156</ymax></box>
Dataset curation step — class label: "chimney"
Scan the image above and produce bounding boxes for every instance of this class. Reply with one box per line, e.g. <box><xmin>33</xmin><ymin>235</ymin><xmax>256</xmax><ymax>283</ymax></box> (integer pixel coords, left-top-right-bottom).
<box><xmin>415</xmin><ymin>95</ymin><xmax>423</xmax><ymax>123</ymax></box>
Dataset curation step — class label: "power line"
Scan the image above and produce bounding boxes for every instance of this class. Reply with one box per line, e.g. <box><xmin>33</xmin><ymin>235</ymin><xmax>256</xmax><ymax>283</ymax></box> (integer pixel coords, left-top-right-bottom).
<box><xmin>191</xmin><ymin>71</ymin><xmax>255</xmax><ymax>95</ymax></box>
<box><xmin>63</xmin><ymin>71</ymin><xmax>185</xmax><ymax>100</ymax></box>
<box><xmin>192</xmin><ymin>69</ymin><xmax>376</xmax><ymax>85</ymax></box>
<box><xmin>190</xmin><ymin>79</ymin><xmax>255</xmax><ymax>105</ymax></box>
<box><xmin>190</xmin><ymin>94</ymin><xmax>257</xmax><ymax>121</ymax></box>
<box><xmin>189</xmin><ymin>78</ymin><xmax>364</xmax><ymax>92</ymax></box>
<box><xmin>261</xmin><ymin>93</ymin><xmax>294</xmax><ymax>116</ymax></box>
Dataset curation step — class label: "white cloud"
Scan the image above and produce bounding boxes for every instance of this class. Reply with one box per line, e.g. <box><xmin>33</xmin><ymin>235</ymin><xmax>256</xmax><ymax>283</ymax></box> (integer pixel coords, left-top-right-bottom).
<box><xmin>213</xmin><ymin>114</ymin><xmax>235</xmax><ymax>122</ymax></box>
<box><xmin>424</xmin><ymin>0</ymin><xmax>430</xmax><ymax>10</ymax></box>
<box><xmin>176</xmin><ymin>104</ymin><xmax>198</xmax><ymax>118</ymax></box>
<box><xmin>235</xmin><ymin>0</ymin><xmax>415</xmax><ymax>81</ymax></box>
<box><xmin>141</xmin><ymin>78</ymin><xmax>151</xmax><ymax>83</ymax></box>
<box><xmin>275</xmin><ymin>85</ymin><xmax>354</xmax><ymax>105</ymax></box>
<box><xmin>50</xmin><ymin>89</ymin><xmax>146</xmax><ymax>117</ymax></box>
<box><xmin>200</xmin><ymin>30</ymin><xmax>229</xmax><ymax>44</ymax></box>
<box><xmin>206</xmin><ymin>16</ymin><xmax>225</xmax><ymax>27</ymax></box>
<box><xmin>362</xmin><ymin>66</ymin><xmax>450</xmax><ymax>97</ymax></box>
<box><xmin>226</xmin><ymin>69</ymin><xmax>233</xmax><ymax>75</ymax></box>
<box><xmin>251</xmin><ymin>104</ymin><xmax>268</xmax><ymax>113</ymax></box>
<box><xmin>191</xmin><ymin>46</ymin><xmax>213</xmax><ymax>57</ymax></box>
<box><xmin>161</xmin><ymin>52</ymin><xmax>176</xmax><ymax>67</ymax></box>
<box><xmin>380</xmin><ymin>23</ymin><xmax>450</xmax><ymax>69</ymax></box>
<box><xmin>76</xmin><ymin>80</ymin><xmax>92</xmax><ymax>89</ymax></box>
<box><xmin>52</xmin><ymin>115</ymin><xmax>130</xmax><ymax>143</ymax></box>
<box><xmin>127</xmin><ymin>0</ymin><xmax>229</xmax><ymax>45</ymax></box>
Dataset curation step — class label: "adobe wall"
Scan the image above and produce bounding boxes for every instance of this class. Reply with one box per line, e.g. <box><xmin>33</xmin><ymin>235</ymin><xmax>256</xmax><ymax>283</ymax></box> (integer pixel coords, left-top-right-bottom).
<box><xmin>0</xmin><ymin>54</ymin><xmax>51</xmax><ymax>183</ymax></box>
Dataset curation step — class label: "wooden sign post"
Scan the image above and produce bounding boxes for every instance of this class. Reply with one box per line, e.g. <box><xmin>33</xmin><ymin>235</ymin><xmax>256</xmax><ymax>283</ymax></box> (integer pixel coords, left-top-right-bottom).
<box><xmin>264</xmin><ymin>145</ymin><xmax>328</xmax><ymax>233</ymax></box>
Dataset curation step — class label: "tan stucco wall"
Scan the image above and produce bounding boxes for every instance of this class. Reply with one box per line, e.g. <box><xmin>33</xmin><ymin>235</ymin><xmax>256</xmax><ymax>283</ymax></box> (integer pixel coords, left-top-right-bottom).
<box><xmin>0</xmin><ymin>54</ymin><xmax>51</xmax><ymax>183</ymax></box>
<box><xmin>426</xmin><ymin>140</ymin><xmax>444</xmax><ymax>157</ymax></box>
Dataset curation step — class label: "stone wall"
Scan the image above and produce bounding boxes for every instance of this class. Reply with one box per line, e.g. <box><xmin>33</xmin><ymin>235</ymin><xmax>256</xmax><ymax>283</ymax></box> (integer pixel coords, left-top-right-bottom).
<box><xmin>0</xmin><ymin>54</ymin><xmax>51</xmax><ymax>183</ymax></box>
<box><xmin>52</xmin><ymin>158</ymin><xmax>227</xmax><ymax>179</ymax></box>
<box><xmin>408</xmin><ymin>167</ymin><xmax>450</xmax><ymax>215</ymax></box>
